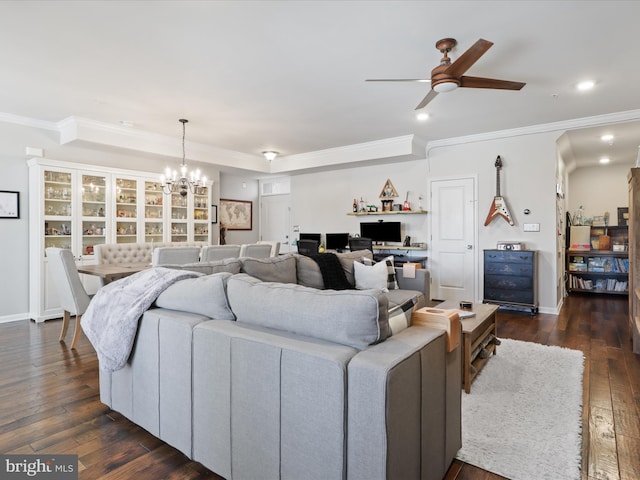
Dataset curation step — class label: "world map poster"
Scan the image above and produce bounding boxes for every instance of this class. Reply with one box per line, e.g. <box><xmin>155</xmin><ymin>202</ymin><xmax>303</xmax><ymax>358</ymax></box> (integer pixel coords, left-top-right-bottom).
<box><xmin>220</xmin><ymin>199</ymin><xmax>252</xmax><ymax>230</ymax></box>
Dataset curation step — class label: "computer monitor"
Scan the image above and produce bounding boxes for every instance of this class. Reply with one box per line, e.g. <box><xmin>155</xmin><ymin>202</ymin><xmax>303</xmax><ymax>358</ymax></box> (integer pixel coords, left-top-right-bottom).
<box><xmin>299</xmin><ymin>233</ymin><xmax>321</xmax><ymax>244</ymax></box>
<box><xmin>359</xmin><ymin>221</ymin><xmax>402</xmax><ymax>243</ymax></box>
<box><xmin>325</xmin><ymin>233</ymin><xmax>349</xmax><ymax>251</ymax></box>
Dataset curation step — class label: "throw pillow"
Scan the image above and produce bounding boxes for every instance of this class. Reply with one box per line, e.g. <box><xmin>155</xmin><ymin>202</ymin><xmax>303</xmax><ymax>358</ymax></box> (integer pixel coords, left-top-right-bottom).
<box><xmin>354</xmin><ymin>258</ymin><xmax>391</xmax><ymax>292</ymax></box>
<box><xmin>295</xmin><ymin>254</ymin><xmax>325</xmax><ymax>289</ymax></box>
<box><xmin>362</xmin><ymin>256</ymin><xmax>398</xmax><ymax>291</ymax></box>
<box><xmin>155</xmin><ymin>272</ymin><xmax>235</xmax><ymax>320</ymax></box>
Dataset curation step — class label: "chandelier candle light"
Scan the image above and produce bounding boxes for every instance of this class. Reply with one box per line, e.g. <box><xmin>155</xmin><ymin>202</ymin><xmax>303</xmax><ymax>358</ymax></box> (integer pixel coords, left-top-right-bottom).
<box><xmin>161</xmin><ymin>119</ymin><xmax>207</xmax><ymax>196</ymax></box>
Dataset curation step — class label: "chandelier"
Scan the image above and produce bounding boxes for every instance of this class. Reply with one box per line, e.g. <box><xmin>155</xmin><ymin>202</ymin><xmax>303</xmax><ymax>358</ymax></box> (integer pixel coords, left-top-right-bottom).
<box><xmin>161</xmin><ymin>119</ymin><xmax>207</xmax><ymax>196</ymax></box>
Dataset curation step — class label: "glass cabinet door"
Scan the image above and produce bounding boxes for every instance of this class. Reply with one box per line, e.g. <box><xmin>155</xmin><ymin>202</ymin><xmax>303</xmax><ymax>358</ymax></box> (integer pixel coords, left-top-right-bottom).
<box><xmin>80</xmin><ymin>173</ymin><xmax>107</xmax><ymax>256</ymax></box>
<box><xmin>115</xmin><ymin>177</ymin><xmax>138</xmax><ymax>243</ymax></box>
<box><xmin>144</xmin><ymin>181</ymin><xmax>164</xmax><ymax>242</ymax></box>
<box><xmin>170</xmin><ymin>192</ymin><xmax>188</xmax><ymax>242</ymax></box>
<box><xmin>193</xmin><ymin>186</ymin><xmax>210</xmax><ymax>242</ymax></box>
<box><xmin>43</xmin><ymin>169</ymin><xmax>73</xmax><ymax>253</ymax></box>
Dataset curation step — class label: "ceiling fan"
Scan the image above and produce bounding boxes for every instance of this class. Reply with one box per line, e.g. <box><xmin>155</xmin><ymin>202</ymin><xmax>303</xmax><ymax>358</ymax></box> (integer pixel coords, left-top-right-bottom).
<box><xmin>366</xmin><ymin>38</ymin><xmax>526</xmax><ymax>110</ymax></box>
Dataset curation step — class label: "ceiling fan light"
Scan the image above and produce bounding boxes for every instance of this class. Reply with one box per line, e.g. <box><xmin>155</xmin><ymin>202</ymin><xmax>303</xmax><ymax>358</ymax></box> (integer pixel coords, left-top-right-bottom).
<box><xmin>433</xmin><ymin>81</ymin><xmax>458</xmax><ymax>93</ymax></box>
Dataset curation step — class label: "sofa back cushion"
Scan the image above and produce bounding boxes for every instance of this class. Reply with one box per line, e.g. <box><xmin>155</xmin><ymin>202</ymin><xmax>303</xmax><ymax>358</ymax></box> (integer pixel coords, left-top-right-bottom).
<box><xmin>241</xmin><ymin>255</ymin><xmax>297</xmax><ymax>283</ymax></box>
<box><xmin>155</xmin><ymin>272</ymin><xmax>235</xmax><ymax>320</ymax></box>
<box><xmin>227</xmin><ymin>274</ymin><xmax>389</xmax><ymax>349</ymax></box>
<box><xmin>166</xmin><ymin>258</ymin><xmax>242</xmax><ymax>275</ymax></box>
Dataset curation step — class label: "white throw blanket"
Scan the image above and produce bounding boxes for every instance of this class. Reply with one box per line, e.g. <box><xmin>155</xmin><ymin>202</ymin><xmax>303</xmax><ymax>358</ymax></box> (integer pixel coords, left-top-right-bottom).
<box><xmin>81</xmin><ymin>267</ymin><xmax>198</xmax><ymax>372</ymax></box>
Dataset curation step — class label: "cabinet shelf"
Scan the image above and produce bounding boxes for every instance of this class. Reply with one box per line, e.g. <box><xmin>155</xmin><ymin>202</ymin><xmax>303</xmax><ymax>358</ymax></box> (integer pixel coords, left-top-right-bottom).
<box><xmin>347</xmin><ymin>210</ymin><xmax>427</xmax><ymax>216</ymax></box>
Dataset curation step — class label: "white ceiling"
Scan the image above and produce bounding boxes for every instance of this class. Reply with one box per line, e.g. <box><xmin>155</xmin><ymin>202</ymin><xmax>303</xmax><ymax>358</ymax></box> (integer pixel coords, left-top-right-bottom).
<box><xmin>1</xmin><ymin>1</ymin><xmax>639</xmax><ymax>172</ymax></box>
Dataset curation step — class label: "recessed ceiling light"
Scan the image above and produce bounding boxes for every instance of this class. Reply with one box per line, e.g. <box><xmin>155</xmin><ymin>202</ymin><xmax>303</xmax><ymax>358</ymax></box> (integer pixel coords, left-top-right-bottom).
<box><xmin>416</xmin><ymin>112</ymin><xmax>430</xmax><ymax>121</ymax></box>
<box><xmin>599</xmin><ymin>157</ymin><xmax>610</xmax><ymax>164</ymax></box>
<box><xmin>601</xmin><ymin>134</ymin><xmax>614</xmax><ymax>143</ymax></box>
<box><xmin>577</xmin><ymin>80</ymin><xmax>595</xmax><ymax>91</ymax></box>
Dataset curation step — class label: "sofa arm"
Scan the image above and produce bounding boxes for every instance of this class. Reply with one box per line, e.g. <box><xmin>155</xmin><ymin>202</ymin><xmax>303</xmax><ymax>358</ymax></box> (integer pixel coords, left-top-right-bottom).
<box><xmin>395</xmin><ymin>267</ymin><xmax>430</xmax><ymax>302</ymax></box>
<box><xmin>347</xmin><ymin>325</ymin><xmax>460</xmax><ymax>480</ymax></box>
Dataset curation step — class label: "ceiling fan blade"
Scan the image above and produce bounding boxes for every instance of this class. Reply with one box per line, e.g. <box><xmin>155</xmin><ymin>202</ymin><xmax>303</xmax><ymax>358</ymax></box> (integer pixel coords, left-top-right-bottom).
<box><xmin>460</xmin><ymin>76</ymin><xmax>526</xmax><ymax>90</ymax></box>
<box><xmin>366</xmin><ymin>79</ymin><xmax>431</xmax><ymax>82</ymax></box>
<box><xmin>415</xmin><ymin>89</ymin><xmax>438</xmax><ymax>110</ymax></box>
<box><xmin>445</xmin><ymin>38</ymin><xmax>493</xmax><ymax>78</ymax></box>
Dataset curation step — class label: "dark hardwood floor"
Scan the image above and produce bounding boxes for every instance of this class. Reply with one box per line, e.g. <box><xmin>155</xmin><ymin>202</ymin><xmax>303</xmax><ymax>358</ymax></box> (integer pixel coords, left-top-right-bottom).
<box><xmin>1</xmin><ymin>294</ymin><xmax>638</xmax><ymax>479</ymax></box>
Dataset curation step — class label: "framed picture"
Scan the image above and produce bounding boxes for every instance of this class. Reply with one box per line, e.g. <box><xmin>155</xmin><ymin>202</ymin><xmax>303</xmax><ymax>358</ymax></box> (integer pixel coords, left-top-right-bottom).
<box><xmin>211</xmin><ymin>205</ymin><xmax>218</xmax><ymax>224</ymax></box>
<box><xmin>618</xmin><ymin>207</ymin><xmax>629</xmax><ymax>226</ymax></box>
<box><xmin>0</xmin><ymin>191</ymin><xmax>19</xmax><ymax>219</ymax></box>
<box><xmin>220</xmin><ymin>199</ymin><xmax>252</xmax><ymax>230</ymax></box>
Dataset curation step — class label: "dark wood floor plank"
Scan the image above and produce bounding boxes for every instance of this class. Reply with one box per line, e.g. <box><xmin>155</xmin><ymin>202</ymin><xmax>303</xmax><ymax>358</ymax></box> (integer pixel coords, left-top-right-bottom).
<box><xmin>0</xmin><ymin>294</ymin><xmax>638</xmax><ymax>479</ymax></box>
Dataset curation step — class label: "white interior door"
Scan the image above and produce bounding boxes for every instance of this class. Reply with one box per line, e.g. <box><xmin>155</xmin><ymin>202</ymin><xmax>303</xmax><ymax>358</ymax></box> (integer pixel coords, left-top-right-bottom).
<box><xmin>260</xmin><ymin>194</ymin><xmax>292</xmax><ymax>253</ymax></box>
<box><xmin>429</xmin><ymin>177</ymin><xmax>477</xmax><ymax>302</ymax></box>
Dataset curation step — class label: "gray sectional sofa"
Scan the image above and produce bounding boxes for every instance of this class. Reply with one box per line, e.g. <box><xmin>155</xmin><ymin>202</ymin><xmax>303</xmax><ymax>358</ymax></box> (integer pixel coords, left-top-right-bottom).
<box><xmin>98</xmin><ymin>251</ymin><xmax>461</xmax><ymax>480</ymax></box>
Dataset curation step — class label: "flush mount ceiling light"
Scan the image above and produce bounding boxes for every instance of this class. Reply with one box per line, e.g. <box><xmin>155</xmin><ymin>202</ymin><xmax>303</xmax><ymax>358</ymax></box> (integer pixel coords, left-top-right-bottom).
<box><xmin>161</xmin><ymin>119</ymin><xmax>207</xmax><ymax>197</ymax></box>
<box><xmin>599</xmin><ymin>157</ymin><xmax>610</xmax><ymax>164</ymax></box>
<box><xmin>577</xmin><ymin>80</ymin><xmax>595</xmax><ymax>91</ymax></box>
<box><xmin>601</xmin><ymin>134</ymin><xmax>615</xmax><ymax>144</ymax></box>
<box><xmin>263</xmin><ymin>151</ymin><xmax>279</xmax><ymax>162</ymax></box>
<box><xmin>416</xmin><ymin>112</ymin><xmax>430</xmax><ymax>121</ymax></box>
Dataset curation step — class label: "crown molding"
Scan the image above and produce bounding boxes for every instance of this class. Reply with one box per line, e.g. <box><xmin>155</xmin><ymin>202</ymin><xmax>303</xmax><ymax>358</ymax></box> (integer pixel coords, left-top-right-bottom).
<box><xmin>427</xmin><ymin>109</ymin><xmax>640</xmax><ymax>149</ymax></box>
<box><xmin>57</xmin><ymin>116</ymin><xmax>267</xmax><ymax>172</ymax></box>
<box><xmin>271</xmin><ymin>135</ymin><xmax>426</xmax><ymax>174</ymax></box>
<box><xmin>0</xmin><ymin>112</ymin><xmax>59</xmax><ymax>131</ymax></box>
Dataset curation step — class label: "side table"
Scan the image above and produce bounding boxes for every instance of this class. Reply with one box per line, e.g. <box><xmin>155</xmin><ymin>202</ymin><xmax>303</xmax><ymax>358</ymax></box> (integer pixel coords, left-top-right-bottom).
<box><xmin>436</xmin><ymin>301</ymin><xmax>499</xmax><ymax>393</ymax></box>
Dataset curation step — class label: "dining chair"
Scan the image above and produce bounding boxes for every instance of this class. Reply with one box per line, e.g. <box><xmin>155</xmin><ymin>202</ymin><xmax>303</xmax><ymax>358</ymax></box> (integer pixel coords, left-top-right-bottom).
<box><xmin>297</xmin><ymin>239</ymin><xmax>320</xmax><ymax>256</ymax></box>
<box><xmin>152</xmin><ymin>246</ymin><xmax>202</xmax><ymax>266</ymax></box>
<box><xmin>45</xmin><ymin>247</ymin><xmax>92</xmax><ymax>349</ymax></box>
<box><xmin>239</xmin><ymin>243</ymin><xmax>273</xmax><ymax>259</ymax></box>
<box><xmin>200</xmin><ymin>244</ymin><xmax>242</xmax><ymax>261</ymax></box>
<box><xmin>257</xmin><ymin>240</ymin><xmax>281</xmax><ymax>256</ymax></box>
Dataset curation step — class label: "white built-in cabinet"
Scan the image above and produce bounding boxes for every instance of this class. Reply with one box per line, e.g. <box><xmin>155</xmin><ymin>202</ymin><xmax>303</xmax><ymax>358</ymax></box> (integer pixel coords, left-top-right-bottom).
<box><xmin>28</xmin><ymin>158</ymin><xmax>212</xmax><ymax>322</ymax></box>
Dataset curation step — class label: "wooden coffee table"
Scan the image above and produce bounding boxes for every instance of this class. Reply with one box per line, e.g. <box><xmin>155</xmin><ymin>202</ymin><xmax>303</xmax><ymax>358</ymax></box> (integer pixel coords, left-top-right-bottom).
<box><xmin>436</xmin><ymin>301</ymin><xmax>499</xmax><ymax>393</ymax></box>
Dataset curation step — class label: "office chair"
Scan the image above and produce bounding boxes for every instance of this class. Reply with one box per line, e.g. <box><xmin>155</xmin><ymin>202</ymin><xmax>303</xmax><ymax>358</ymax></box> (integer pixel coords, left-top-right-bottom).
<box><xmin>348</xmin><ymin>237</ymin><xmax>373</xmax><ymax>254</ymax></box>
<box><xmin>297</xmin><ymin>239</ymin><xmax>319</xmax><ymax>256</ymax></box>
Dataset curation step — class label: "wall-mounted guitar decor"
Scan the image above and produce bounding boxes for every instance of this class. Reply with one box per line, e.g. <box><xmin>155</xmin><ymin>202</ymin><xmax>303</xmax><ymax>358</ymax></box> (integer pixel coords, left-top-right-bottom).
<box><xmin>484</xmin><ymin>155</ymin><xmax>514</xmax><ymax>226</ymax></box>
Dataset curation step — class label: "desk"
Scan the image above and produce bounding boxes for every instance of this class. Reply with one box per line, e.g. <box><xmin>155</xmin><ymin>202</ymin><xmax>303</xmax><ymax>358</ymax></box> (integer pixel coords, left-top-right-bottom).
<box><xmin>77</xmin><ymin>263</ymin><xmax>151</xmax><ymax>283</ymax></box>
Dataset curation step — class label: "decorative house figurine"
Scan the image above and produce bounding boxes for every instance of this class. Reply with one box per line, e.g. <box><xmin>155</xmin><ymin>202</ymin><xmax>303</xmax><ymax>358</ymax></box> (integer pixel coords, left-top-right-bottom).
<box><xmin>379</xmin><ymin>179</ymin><xmax>399</xmax><ymax>211</ymax></box>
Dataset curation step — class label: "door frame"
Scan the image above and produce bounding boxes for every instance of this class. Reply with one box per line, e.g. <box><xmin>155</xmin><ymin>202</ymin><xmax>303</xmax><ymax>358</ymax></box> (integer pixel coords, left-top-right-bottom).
<box><xmin>427</xmin><ymin>174</ymin><xmax>480</xmax><ymax>302</ymax></box>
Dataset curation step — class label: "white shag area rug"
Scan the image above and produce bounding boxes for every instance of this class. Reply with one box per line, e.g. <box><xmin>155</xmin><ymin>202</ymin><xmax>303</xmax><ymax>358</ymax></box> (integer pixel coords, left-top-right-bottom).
<box><xmin>456</xmin><ymin>338</ymin><xmax>584</xmax><ymax>480</ymax></box>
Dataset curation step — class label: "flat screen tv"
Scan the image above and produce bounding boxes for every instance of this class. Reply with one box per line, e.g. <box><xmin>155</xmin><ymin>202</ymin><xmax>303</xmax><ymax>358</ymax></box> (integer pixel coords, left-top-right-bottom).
<box><xmin>359</xmin><ymin>221</ymin><xmax>402</xmax><ymax>243</ymax></box>
<box><xmin>325</xmin><ymin>233</ymin><xmax>349</xmax><ymax>250</ymax></box>
<box><xmin>299</xmin><ymin>233</ymin><xmax>321</xmax><ymax>243</ymax></box>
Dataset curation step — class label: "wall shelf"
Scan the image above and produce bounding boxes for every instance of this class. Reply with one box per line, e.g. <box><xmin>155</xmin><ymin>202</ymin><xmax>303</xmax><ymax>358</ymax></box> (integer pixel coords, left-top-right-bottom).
<box><xmin>347</xmin><ymin>210</ymin><xmax>427</xmax><ymax>216</ymax></box>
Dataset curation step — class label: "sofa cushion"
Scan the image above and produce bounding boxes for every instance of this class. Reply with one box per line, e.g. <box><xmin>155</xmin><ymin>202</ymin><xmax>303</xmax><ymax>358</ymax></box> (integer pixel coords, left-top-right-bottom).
<box><xmin>155</xmin><ymin>272</ymin><xmax>235</xmax><ymax>320</ymax></box>
<box><xmin>241</xmin><ymin>255</ymin><xmax>297</xmax><ymax>283</ymax></box>
<box><xmin>165</xmin><ymin>258</ymin><xmax>242</xmax><ymax>275</ymax></box>
<box><xmin>227</xmin><ymin>274</ymin><xmax>390</xmax><ymax>349</ymax></box>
